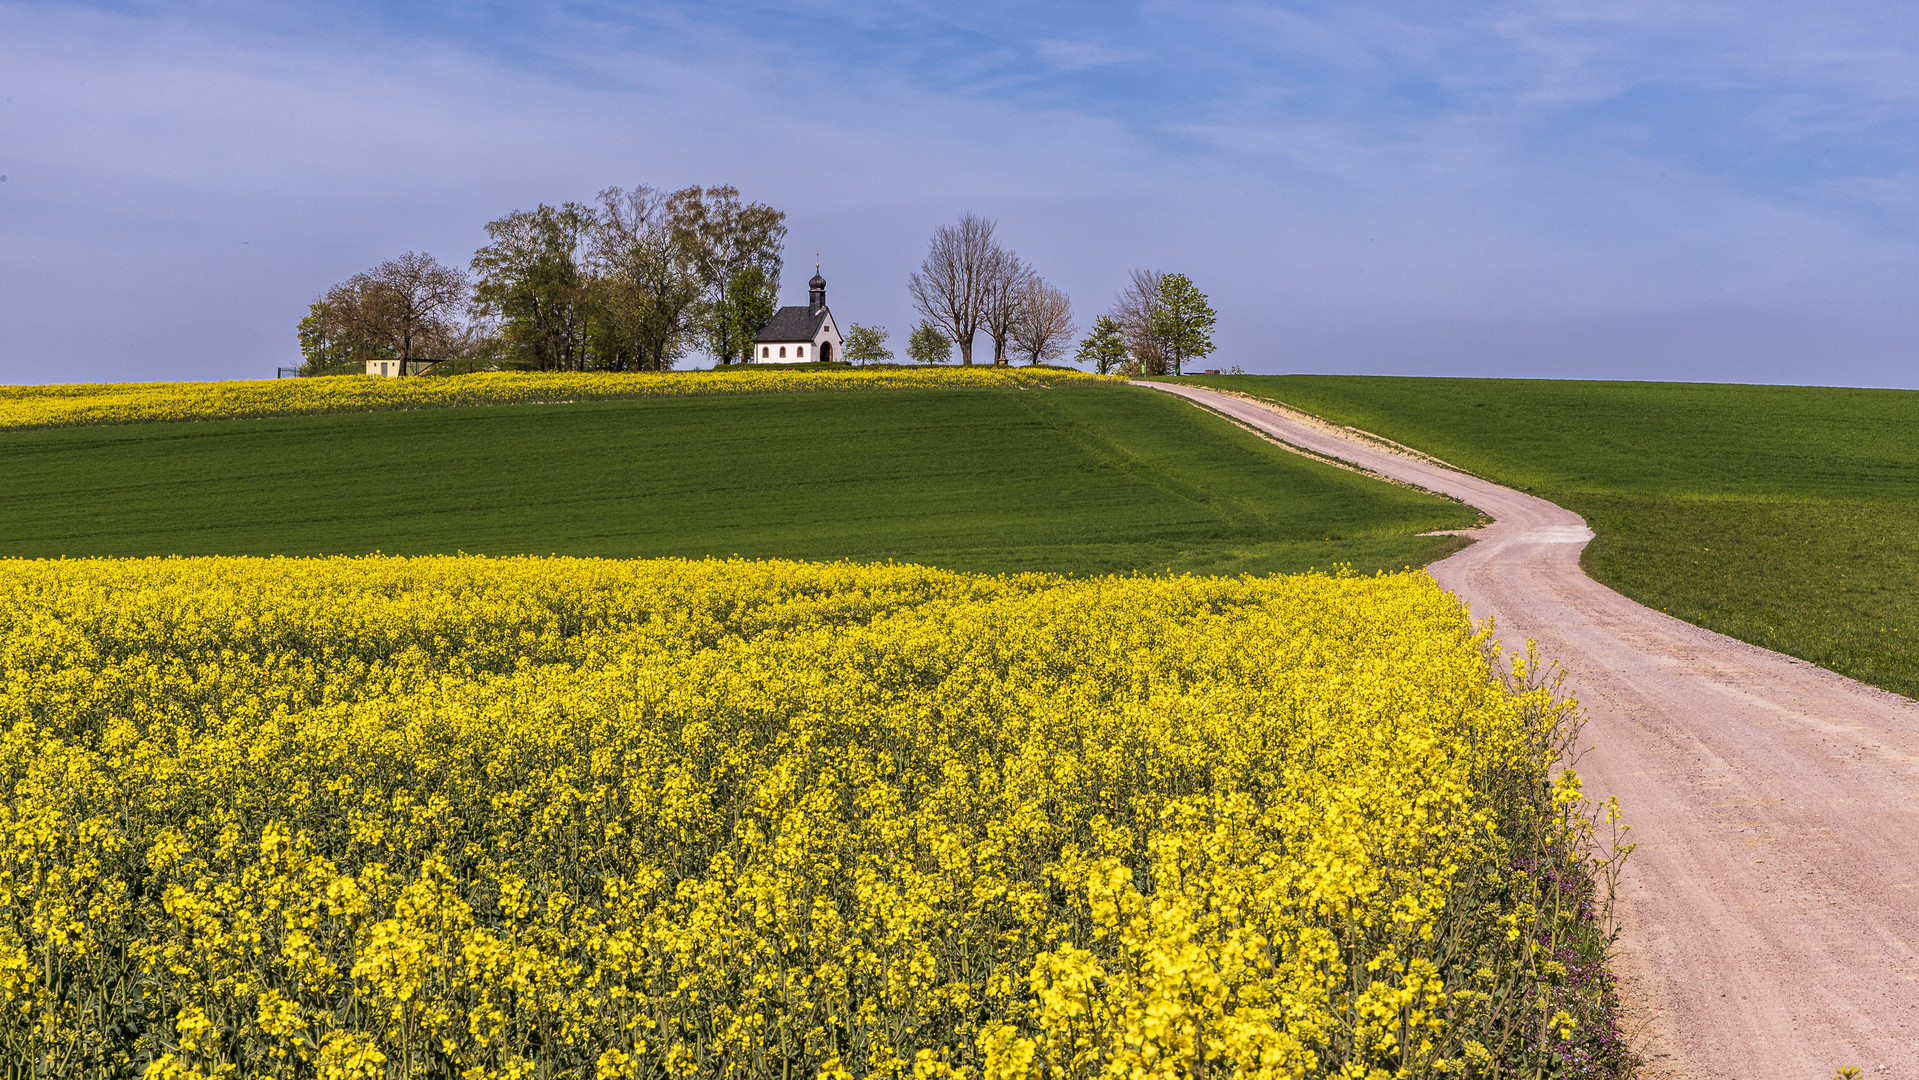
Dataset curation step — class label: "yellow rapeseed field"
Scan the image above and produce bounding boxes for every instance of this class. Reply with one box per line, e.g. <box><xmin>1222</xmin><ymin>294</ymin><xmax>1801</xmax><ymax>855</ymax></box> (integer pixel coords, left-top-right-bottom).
<box><xmin>0</xmin><ymin>368</ymin><xmax>1114</xmax><ymax>432</ymax></box>
<box><xmin>0</xmin><ymin>556</ymin><xmax>1625</xmax><ymax>1079</ymax></box>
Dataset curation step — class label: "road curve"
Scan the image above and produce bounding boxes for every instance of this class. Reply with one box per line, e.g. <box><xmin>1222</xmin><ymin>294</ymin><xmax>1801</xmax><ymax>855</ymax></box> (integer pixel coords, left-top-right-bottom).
<box><xmin>1143</xmin><ymin>382</ymin><xmax>1919</xmax><ymax>1078</ymax></box>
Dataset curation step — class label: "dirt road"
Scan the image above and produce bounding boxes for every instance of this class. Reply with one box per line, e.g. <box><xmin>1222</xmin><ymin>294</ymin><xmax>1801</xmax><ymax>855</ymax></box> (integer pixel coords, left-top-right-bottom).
<box><xmin>1145</xmin><ymin>382</ymin><xmax>1919</xmax><ymax>1077</ymax></box>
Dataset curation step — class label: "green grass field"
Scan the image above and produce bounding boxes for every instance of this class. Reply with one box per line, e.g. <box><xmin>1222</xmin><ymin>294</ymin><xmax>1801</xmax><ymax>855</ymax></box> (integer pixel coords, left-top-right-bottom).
<box><xmin>0</xmin><ymin>382</ymin><xmax>1479</xmax><ymax>577</ymax></box>
<box><xmin>1171</xmin><ymin>374</ymin><xmax>1919</xmax><ymax>698</ymax></box>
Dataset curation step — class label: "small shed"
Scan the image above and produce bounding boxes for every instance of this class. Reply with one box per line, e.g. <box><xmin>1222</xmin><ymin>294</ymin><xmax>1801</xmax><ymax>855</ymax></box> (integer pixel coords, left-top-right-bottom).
<box><xmin>365</xmin><ymin>359</ymin><xmax>434</xmax><ymax>377</ymax></box>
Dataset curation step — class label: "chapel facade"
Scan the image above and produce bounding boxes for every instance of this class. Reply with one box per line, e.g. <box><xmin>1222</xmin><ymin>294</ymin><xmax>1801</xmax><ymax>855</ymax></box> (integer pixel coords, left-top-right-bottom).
<box><xmin>752</xmin><ymin>270</ymin><xmax>843</xmax><ymax>363</ymax></box>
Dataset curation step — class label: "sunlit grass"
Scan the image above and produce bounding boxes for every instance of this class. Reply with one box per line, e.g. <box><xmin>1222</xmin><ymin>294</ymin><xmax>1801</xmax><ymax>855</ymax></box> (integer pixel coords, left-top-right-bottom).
<box><xmin>0</xmin><ymin>382</ymin><xmax>1478</xmax><ymax>576</ymax></box>
<box><xmin>1174</xmin><ymin>374</ymin><xmax>1919</xmax><ymax>697</ymax></box>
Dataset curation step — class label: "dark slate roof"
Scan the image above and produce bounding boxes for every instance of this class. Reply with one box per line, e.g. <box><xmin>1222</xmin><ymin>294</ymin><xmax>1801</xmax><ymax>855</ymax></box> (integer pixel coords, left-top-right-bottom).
<box><xmin>754</xmin><ymin>305</ymin><xmax>828</xmax><ymax>343</ymax></box>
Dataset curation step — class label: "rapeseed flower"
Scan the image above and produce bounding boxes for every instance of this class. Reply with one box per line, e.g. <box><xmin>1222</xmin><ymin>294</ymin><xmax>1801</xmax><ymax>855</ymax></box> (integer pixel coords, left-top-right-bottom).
<box><xmin>0</xmin><ymin>555</ymin><xmax>1625</xmax><ymax>1077</ymax></box>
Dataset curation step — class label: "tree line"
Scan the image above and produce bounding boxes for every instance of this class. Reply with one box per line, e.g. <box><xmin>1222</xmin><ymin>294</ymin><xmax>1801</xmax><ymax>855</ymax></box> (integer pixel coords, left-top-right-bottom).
<box><xmin>897</xmin><ymin>213</ymin><xmax>1216</xmax><ymax>375</ymax></box>
<box><xmin>298</xmin><ymin>185</ymin><xmax>786</xmax><ymax>375</ymax></box>
<box><xmin>1075</xmin><ymin>267</ymin><xmax>1218</xmax><ymax>377</ymax></box>
<box><xmin>300</xmin><ymin>199</ymin><xmax>1219</xmax><ymax>376</ymax></box>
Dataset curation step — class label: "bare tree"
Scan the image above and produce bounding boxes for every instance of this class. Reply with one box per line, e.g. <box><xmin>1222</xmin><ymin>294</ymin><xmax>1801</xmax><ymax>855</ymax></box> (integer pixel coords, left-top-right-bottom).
<box><xmin>907</xmin><ymin>213</ymin><xmax>1001</xmax><ymax>365</ymax></box>
<box><xmin>301</xmin><ymin>253</ymin><xmax>467</xmax><ymax>375</ymax></box>
<box><xmin>980</xmin><ymin>248</ymin><xmax>1033</xmax><ymax>365</ymax></box>
<box><xmin>1008</xmin><ymin>278</ymin><xmax>1076</xmax><ymax>366</ymax></box>
<box><xmin>434</xmin><ymin>318</ymin><xmax>505</xmax><ymax>368</ymax></box>
<box><xmin>367</xmin><ymin>252</ymin><xmax>469</xmax><ymax>370</ymax></box>
<box><xmin>1113</xmin><ymin>268</ymin><xmax>1170</xmax><ymax>375</ymax></box>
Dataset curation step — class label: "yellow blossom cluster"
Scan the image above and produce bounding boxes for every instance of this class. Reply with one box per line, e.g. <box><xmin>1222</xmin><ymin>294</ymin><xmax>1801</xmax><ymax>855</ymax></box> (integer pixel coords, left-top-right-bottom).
<box><xmin>0</xmin><ymin>367</ymin><xmax>1114</xmax><ymax>432</ymax></box>
<box><xmin>0</xmin><ymin>556</ymin><xmax>1613</xmax><ymax>1078</ymax></box>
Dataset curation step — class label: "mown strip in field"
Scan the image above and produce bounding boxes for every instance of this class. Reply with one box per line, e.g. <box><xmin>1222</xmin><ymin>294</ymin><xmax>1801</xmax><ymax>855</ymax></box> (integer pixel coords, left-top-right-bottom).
<box><xmin>1171</xmin><ymin>374</ymin><xmax>1919</xmax><ymax>698</ymax></box>
<box><xmin>0</xmin><ymin>382</ymin><xmax>1479</xmax><ymax>576</ymax></box>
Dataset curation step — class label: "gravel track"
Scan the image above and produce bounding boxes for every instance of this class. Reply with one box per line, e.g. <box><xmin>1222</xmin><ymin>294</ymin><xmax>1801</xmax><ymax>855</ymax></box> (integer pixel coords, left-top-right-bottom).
<box><xmin>1143</xmin><ymin>382</ymin><xmax>1919</xmax><ymax>1078</ymax></box>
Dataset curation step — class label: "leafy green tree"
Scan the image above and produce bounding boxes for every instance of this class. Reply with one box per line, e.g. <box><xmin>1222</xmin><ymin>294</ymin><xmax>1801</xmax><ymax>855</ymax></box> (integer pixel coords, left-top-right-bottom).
<box><xmin>907</xmin><ymin>321</ymin><xmax>952</xmax><ymax>364</ymax></box>
<box><xmin>296</xmin><ymin>300</ymin><xmax>364</xmax><ymax>375</ymax></box>
<box><xmin>587</xmin><ymin>186</ymin><xmax>705</xmax><ymax>371</ymax></box>
<box><xmin>471</xmin><ymin>203</ymin><xmax>595</xmax><ymax>371</ymax></box>
<box><xmin>715</xmin><ymin>265</ymin><xmax>777</xmax><ymax>364</ymax></box>
<box><xmin>1152</xmin><ymin>273</ymin><xmax>1218</xmax><ymax>376</ymax></box>
<box><xmin>843</xmin><ymin>324</ymin><xmax>893</xmax><ymax>365</ymax></box>
<box><xmin>666</xmin><ymin>185</ymin><xmax>787</xmax><ymax>364</ymax></box>
<box><xmin>474</xmin><ymin>186</ymin><xmax>781</xmax><ymax>371</ymax></box>
<box><xmin>1075</xmin><ymin>315</ymin><xmax>1128</xmax><ymax>375</ymax></box>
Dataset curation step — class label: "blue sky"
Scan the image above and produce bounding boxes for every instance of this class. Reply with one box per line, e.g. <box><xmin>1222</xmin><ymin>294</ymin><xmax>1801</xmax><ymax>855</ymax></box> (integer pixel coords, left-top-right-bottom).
<box><xmin>2</xmin><ymin>1</ymin><xmax>1916</xmax><ymax>386</ymax></box>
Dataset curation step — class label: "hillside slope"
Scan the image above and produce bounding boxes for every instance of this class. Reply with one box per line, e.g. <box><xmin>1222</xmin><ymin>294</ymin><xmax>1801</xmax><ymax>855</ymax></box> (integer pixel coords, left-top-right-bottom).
<box><xmin>0</xmin><ymin>381</ymin><xmax>1479</xmax><ymax>576</ymax></box>
<box><xmin>1172</xmin><ymin>374</ymin><xmax>1919</xmax><ymax>697</ymax></box>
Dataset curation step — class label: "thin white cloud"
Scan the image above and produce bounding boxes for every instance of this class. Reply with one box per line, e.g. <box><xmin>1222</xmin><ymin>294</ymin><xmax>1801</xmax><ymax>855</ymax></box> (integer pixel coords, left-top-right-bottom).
<box><xmin>1032</xmin><ymin>39</ymin><xmax>1149</xmax><ymax>72</ymax></box>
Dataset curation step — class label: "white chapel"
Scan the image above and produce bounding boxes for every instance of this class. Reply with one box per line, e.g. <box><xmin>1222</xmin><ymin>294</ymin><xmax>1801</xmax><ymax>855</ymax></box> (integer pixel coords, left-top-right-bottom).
<box><xmin>753</xmin><ymin>268</ymin><xmax>843</xmax><ymax>363</ymax></box>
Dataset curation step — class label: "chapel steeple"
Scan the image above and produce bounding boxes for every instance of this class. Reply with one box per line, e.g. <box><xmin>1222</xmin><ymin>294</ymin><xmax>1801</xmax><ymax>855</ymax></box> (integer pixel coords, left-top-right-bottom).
<box><xmin>752</xmin><ymin>255</ymin><xmax>843</xmax><ymax>364</ymax></box>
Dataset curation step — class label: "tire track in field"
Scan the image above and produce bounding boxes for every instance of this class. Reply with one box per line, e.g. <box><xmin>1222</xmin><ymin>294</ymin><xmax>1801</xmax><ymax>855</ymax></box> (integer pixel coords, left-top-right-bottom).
<box><xmin>1142</xmin><ymin>381</ymin><xmax>1919</xmax><ymax>1079</ymax></box>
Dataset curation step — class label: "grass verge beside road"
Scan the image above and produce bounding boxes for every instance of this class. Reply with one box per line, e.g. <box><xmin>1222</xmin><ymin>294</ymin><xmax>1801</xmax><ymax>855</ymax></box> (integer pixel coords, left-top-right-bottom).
<box><xmin>1170</xmin><ymin>374</ymin><xmax>1919</xmax><ymax>698</ymax></box>
<box><xmin>0</xmin><ymin>382</ymin><xmax>1479</xmax><ymax>577</ymax></box>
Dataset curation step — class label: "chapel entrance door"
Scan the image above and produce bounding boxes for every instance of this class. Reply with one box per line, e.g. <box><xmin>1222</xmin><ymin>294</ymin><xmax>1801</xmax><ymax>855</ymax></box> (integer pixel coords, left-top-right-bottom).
<box><xmin>820</xmin><ymin>341</ymin><xmax>833</xmax><ymax>363</ymax></box>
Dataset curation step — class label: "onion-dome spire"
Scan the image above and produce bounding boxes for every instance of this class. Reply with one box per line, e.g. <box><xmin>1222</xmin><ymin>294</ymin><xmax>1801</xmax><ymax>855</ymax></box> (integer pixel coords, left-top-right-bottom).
<box><xmin>809</xmin><ymin>256</ymin><xmax>826</xmax><ymax>312</ymax></box>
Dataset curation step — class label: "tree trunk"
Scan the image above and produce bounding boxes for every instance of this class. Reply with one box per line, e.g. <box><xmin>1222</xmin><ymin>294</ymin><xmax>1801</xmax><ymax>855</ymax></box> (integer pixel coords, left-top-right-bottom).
<box><xmin>958</xmin><ymin>335</ymin><xmax>974</xmax><ymax>364</ymax></box>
